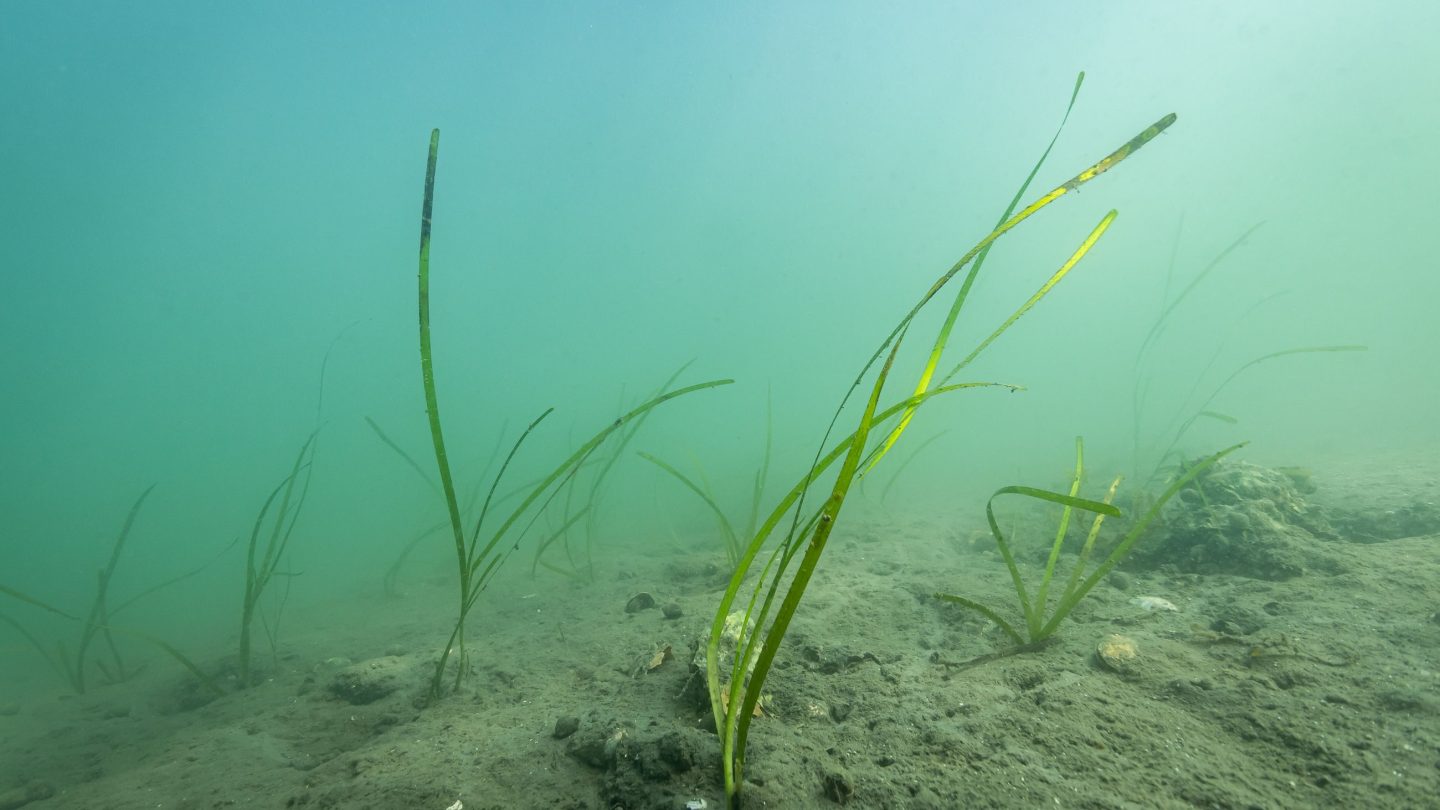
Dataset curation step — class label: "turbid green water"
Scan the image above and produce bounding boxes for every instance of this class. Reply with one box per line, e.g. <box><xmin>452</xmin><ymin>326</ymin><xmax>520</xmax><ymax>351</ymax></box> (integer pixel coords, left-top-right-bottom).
<box><xmin>2</xmin><ymin>3</ymin><xmax>1436</xmax><ymax>808</ymax></box>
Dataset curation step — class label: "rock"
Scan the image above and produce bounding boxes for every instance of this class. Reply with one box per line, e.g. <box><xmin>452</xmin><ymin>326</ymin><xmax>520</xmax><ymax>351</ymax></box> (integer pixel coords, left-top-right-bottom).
<box><xmin>553</xmin><ymin>715</ymin><xmax>580</xmax><ymax>739</ymax></box>
<box><xmin>567</xmin><ymin>735</ymin><xmax>612</xmax><ymax>769</ymax></box>
<box><xmin>662</xmin><ymin>602</ymin><xmax>683</xmax><ymax>619</ymax></box>
<box><xmin>327</xmin><ymin>656</ymin><xmax>411</xmax><ymax>705</ymax></box>
<box><xmin>0</xmin><ymin>781</ymin><xmax>54</xmax><ymax>810</ymax></box>
<box><xmin>1210</xmin><ymin>606</ymin><xmax>1264</xmax><ymax>635</ymax></box>
<box><xmin>801</xmin><ymin>643</ymin><xmax>880</xmax><ymax>674</ymax></box>
<box><xmin>822</xmin><ymin>770</ymin><xmax>855</xmax><ymax>804</ymax></box>
<box><xmin>1130</xmin><ymin>460</ymin><xmax>1342</xmax><ymax>579</ymax></box>
<box><xmin>685</xmin><ymin>611</ymin><xmax>759</xmax><ymax>712</ymax></box>
<box><xmin>625</xmin><ymin>592</ymin><xmax>656</xmax><ymax>613</ymax></box>
<box><xmin>566</xmin><ymin>725</ymin><xmax>628</xmax><ymax>769</ymax></box>
<box><xmin>1096</xmin><ymin>634</ymin><xmax>1139</xmax><ymax>673</ymax></box>
<box><xmin>653</xmin><ymin>730</ymin><xmax>698</xmax><ymax>773</ymax></box>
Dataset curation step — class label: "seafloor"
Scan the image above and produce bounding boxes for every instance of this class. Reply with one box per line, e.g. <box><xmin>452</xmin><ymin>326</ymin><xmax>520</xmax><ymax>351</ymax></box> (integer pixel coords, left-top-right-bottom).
<box><xmin>2</xmin><ymin>452</ymin><xmax>1438</xmax><ymax>809</ymax></box>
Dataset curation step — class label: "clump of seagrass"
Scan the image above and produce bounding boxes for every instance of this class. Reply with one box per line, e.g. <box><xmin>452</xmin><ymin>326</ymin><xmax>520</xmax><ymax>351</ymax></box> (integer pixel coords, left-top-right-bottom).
<box><xmin>237</xmin><ymin>433</ymin><xmax>315</xmax><ymax>686</ymax></box>
<box><xmin>1</xmin><ymin>485</ymin><xmax>221</xmax><ymax>697</ymax></box>
<box><xmin>1127</xmin><ymin>223</ymin><xmax>1364</xmax><ymax>496</ymax></box>
<box><xmin>935</xmin><ymin>437</ymin><xmax>1242</xmax><ymax>650</ymax></box>
<box><xmin>708</xmin><ymin>71</ymin><xmax>1183</xmax><ymax>807</ymax></box>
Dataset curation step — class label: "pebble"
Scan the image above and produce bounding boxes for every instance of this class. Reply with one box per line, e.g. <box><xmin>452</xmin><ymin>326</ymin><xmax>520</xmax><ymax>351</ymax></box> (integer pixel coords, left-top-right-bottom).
<box><xmin>552</xmin><ymin>716</ymin><xmax>580</xmax><ymax>739</ymax></box>
<box><xmin>1097</xmin><ymin>634</ymin><xmax>1139</xmax><ymax>673</ymax></box>
<box><xmin>625</xmin><ymin>592</ymin><xmax>656</xmax><ymax>613</ymax></box>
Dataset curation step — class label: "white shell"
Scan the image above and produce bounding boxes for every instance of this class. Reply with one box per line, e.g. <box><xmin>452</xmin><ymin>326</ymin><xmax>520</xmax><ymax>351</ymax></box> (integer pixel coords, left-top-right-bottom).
<box><xmin>1129</xmin><ymin>595</ymin><xmax>1179</xmax><ymax>612</ymax></box>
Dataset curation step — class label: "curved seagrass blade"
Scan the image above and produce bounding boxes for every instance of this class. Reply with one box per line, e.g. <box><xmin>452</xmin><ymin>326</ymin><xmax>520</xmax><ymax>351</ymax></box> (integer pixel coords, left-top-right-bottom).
<box><xmin>863</xmin><ymin>108</ymin><xmax>1174</xmax><ymax>470</ymax></box>
<box><xmin>1154</xmin><ymin>345</ymin><xmax>1366</xmax><ymax>468</ymax></box>
<box><xmin>940</xmin><ymin>209</ymin><xmax>1118</xmax><ymax>386</ymax></box>
<box><xmin>710</xmin><ymin>99</ymin><xmax>1181</xmax><ymax>807</ymax></box>
<box><xmin>870</xmin><ymin>71</ymin><xmax>1087</xmax><ymax>472</ymax></box>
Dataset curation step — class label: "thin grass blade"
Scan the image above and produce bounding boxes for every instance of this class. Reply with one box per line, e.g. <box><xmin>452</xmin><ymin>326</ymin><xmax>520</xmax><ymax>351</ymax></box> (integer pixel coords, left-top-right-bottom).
<box><xmin>1040</xmin><ymin>442</ymin><xmax>1245</xmax><ymax>638</ymax></box>
<box><xmin>869</xmin><ymin>71</ymin><xmax>1086</xmax><ymax>471</ymax></box>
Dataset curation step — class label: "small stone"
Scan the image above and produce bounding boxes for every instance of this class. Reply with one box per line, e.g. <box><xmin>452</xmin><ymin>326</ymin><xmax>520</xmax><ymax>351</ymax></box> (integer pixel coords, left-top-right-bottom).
<box><xmin>327</xmin><ymin>656</ymin><xmax>408</xmax><ymax>705</ymax></box>
<box><xmin>552</xmin><ymin>716</ymin><xmax>580</xmax><ymax>739</ymax></box>
<box><xmin>625</xmin><ymin>592</ymin><xmax>656</xmax><ymax>613</ymax></box>
<box><xmin>662</xmin><ymin>603</ymin><xmax>683</xmax><ymax>620</ymax></box>
<box><xmin>567</xmin><ymin>735</ymin><xmax>611</xmax><ymax>769</ymax></box>
<box><xmin>822</xmin><ymin>770</ymin><xmax>854</xmax><ymax>804</ymax></box>
<box><xmin>1096</xmin><ymin>634</ymin><xmax>1139</xmax><ymax>673</ymax></box>
<box><xmin>655</xmin><ymin>730</ymin><xmax>696</xmax><ymax>772</ymax></box>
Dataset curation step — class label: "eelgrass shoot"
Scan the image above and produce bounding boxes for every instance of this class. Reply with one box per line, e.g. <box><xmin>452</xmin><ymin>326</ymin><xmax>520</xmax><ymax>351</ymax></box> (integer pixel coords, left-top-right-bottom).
<box><xmin>0</xmin><ymin>485</ymin><xmax>222</xmax><ymax>697</ymax></box>
<box><xmin>532</xmin><ymin>363</ymin><xmax>700</xmax><ymax>582</ymax></box>
<box><xmin>1138</xmin><ymin>344</ymin><xmax>1365</xmax><ymax>492</ymax></box>
<box><xmin>73</xmin><ymin>483</ymin><xmax>154</xmax><ymax>691</ymax></box>
<box><xmin>412</xmin><ymin>129</ymin><xmax>730</xmax><ymax>700</ymax></box>
<box><xmin>0</xmin><ymin>484</ymin><xmax>154</xmax><ymax>692</ymax></box>
<box><xmin>637</xmin><ymin>451</ymin><xmax>746</xmax><ymax>569</ymax></box>
<box><xmin>872</xmin><ymin>429</ymin><xmax>948</xmax><ymax>507</ymax></box>
<box><xmin>638</xmin><ymin>397</ymin><xmax>773</xmax><ymax>570</ymax></box>
<box><xmin>709</xmin><ymin>73</ymin><xmax>1180</xmax><ymax>806</ymax></box>
<box><xmin>1128</xmin><ymin>223</ymin><xmax>1366</xmax><ymax>494</ymax></box>
<box><xmin>237</xmin><ymin>433</ymin><xmax>316</xmax><ymax>685</ymax></box>
<box><xmin>935</xmin><ymin>438</ymin><xmax>1243</xmax><ymax>648</ymax></box>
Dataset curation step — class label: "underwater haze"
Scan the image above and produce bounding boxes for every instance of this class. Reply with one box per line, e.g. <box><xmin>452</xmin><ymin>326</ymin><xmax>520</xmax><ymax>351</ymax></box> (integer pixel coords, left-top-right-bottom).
<box><xmin>2</xmin><ymin>2</ymin><xmax>1438</xmax><ymax>808</ymax></box>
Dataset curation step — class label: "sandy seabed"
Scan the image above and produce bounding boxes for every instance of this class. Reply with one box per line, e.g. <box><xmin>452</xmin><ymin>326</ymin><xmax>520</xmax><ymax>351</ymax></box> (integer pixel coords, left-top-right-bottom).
<box><xmin>3</xmin><ymin>452</ymin><xmax>1438</xmax><ymax>810</ymax></box>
